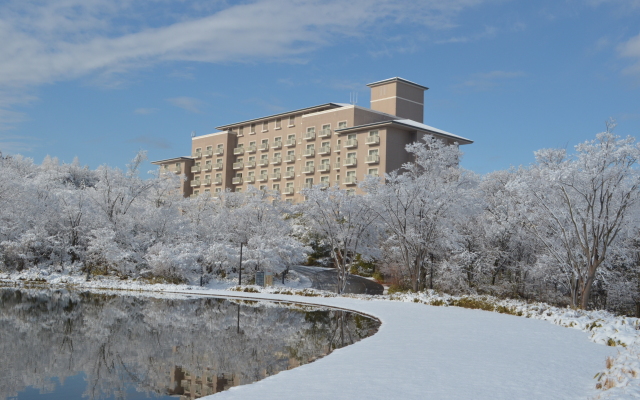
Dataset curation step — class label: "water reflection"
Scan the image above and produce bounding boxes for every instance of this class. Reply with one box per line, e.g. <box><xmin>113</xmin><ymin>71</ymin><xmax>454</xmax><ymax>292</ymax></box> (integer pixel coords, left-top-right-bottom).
<box><xmin>0</xmin><ymin>288</ymin><xmax>379</xmax><ymax>400</ymax></box>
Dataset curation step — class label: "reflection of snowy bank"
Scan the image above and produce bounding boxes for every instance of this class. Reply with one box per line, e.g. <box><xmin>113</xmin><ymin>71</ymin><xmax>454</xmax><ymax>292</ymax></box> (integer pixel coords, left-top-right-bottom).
<box><xmin>0</xmin><ymin>288</ymin><xmax>378</xmax><ymax>400</ymax></box>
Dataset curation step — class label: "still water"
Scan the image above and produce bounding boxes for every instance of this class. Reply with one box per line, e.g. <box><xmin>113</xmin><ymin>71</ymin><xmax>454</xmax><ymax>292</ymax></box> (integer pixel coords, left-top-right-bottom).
<box><xmin>0</xmin><ymin>288</ymin><xmax>380</xmax><ymax>400</ymax></box>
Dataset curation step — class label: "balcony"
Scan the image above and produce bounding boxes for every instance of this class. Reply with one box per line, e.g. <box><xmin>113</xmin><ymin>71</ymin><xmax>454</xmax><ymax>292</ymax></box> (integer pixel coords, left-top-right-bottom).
<box><xmin>303</xmin><ymin>166</ymin><xmax>315</xmax><ymax>174</ymax></box>
<box><xmin>232</xmin><ymin>177</ymin><xmax>243</xmax><ymax>185</ymax></box>
<box><xmin>213</xmin><ymin>163</ymin><xmax>223</xmax><ymax>170</ymax></box>
<box><xmin>319</xmin><ymin>128</ymin><xmax>331</xmax><ymax>138</ymax></box>
<box><xmin>247</xmin><ymin>145</ymin><xmax>257</xmax><ymax>153</ymax></box>
<box><xmin>256</xmin><ymin>158</ymin><xmax>267</xmax><ymax>167</ymax></box>
<box><xmin>202</xmin><ymin>179</ymin><xmax>211</xmax><ymax>186</ymax></box>
<box><xmin>318</xmin><ymin>164</ymin><xmax>330</xmax><ymax>172</ymax></box>
<box><xmin>270</xmin><ymin>172</ymin><xmax>281</xmax><ymax>180</ymax></box>
<box><xmin>205</xmin><ymin>149</ymin><xmax>213</xmax><ymax>157</ymax></box>
<box><xmin>285</xmin><ymin>155</ymin><xmax>296</xmax><ymax>163</ymax></box>
<box><xmin>259</xmin><ymin>143</ymin><xmax>269</xmax><ymax>151</ymax></box>
<box><xmin>318</xmin><ymin>146</ymin><xmax>331</xmax><ymax>155</ymax></box>
<box><xmin>191</xmin><ymin>165</ymin><xmax>201</xmax><ymax>173</ymax></box>
<box><xmin>246</xmin><ymin>160</ymin><xmax>256</xmax><ymax>168</ymax></box>
<box><xmin>190</xmin><ymin>180</ymin><xmax>201</xmax><ymax>187</ymax></box>
<box><xmin>344</xmin><ymin>176</ymin><xmax>357</xmax><ymax>185</ymax></box>
<box><xmin>257</xmin><ymin>174</ymin><xmax>268</xmax><ymax>182</ymax></box>
<box><xmin>303</xmin><ymin>149</ymin><xmax>315</xmax><ymax>157</ymax></box>
<box><xmin>284</xmin><ymin>139</ymin><xmax>296</xmax><ymax>147</ymax></box>
<box><xmin>284</xmin><ymin>187</ymin><xmax>295</xmax><ymax>195</ymax></box>
<box><xmin>233</xmin><ymin>162</ymin><xmax>244</xmax><ymax>170</ymax></box>
<box><xmin>304</xmin><ymin>131</ymin><xmax>316</xmax><ymax>140</ymax></box>
<box><xmin>203</xmin><ymin>164</ymin><xmax>212</xmax><ymax>172</ymax></box>
<box><xmin>284</xmin><ymin>171</ymin><xmax>295</xmax><ymax>179</ymax></box>
<box><xmin>189</xmin><ymin>194</ymin><xmax>198</xmax><ymax>198</ymax></box>
<box><xmin>272</xmin><ymin>141</ymin><xmax>282</xmax><ymax>149</ymax></box>
<box><xmin>333</xmin><ymin>162</ymin><xmax>341</xmax><ymax>170</ymax></box>
<box><xmin>366</xmin><ymin>135</ymin><xmax>380</xmax><ymax>145</ymax></box>
<box><xmin>246</xmin><ymin>176</ymin><xmax>255</xmax><ymax>184</ymax></box>
<box><xmin>344</xmin><ymin>139</ymin><xmax>358</xmax><ymax>148</ymax></box>
<box><xmin>365</xmin><ymin>155</ymin><xmax>380</xmax><ymax>164</ymax></box>
<box><xmin>173</xmin><ymin>167</ymin><xmax>182</xmax><ymax>174</ymax></box>
<box><xmin>344</xmin><ymin>157</ymin><xmax>357</xmax><ymax>167</ymax></box>
<box><xmin>233</xmin><ymin>147</ymin><xmax>245</xmax><ymax>155</ymax></box>
<box><xmin>213</xmin><ymin>177</ymin><xmax>223</xmax><ymax>185</ymax></box>
<box><xmin>271</xmin><ymin>156</ymin><xmax>282</xmax><ymax>164</ymax></box>
<box><xmin>319</xmin><ymin>181</ymin><xmax>330</xmax><ymax>188</ymax></box>
<box><xmin>214</xmin><ymin>147</ymin><xmax>224</xmax><ymax>155</ymax></box>
<box><xmin>192</xmin><ymin>151</ymin><xmax>202</xmax><ymax>158</ymax></box>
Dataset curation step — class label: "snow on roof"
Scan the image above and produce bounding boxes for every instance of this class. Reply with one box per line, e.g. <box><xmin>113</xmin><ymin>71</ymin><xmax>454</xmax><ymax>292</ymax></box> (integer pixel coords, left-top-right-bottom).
<box><xmin>394</xmin><ymin>119</ymin><xmax>473</xmax><ymax>143</ymax></box>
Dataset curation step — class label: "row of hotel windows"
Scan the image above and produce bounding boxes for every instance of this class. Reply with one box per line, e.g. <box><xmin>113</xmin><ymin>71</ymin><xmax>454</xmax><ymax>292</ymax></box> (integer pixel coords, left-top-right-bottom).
<box><xmin>191</xmin><ymin>130</ymin><xmax>379</xmax><ymax>160</ymax></box>
<box><xmin>191</xmin><ymin>168</ymin><xmax>379</xmax><ymax>197</ymax></box>
<box><xmin>191</xmin><ymin>167</ymin><xmax>380</xmax><ymax>185</ymax></box>
<box><xmin>232</xmin><ymin>117</ymin><xmax>349</xmax><ymax>137</ymax></box>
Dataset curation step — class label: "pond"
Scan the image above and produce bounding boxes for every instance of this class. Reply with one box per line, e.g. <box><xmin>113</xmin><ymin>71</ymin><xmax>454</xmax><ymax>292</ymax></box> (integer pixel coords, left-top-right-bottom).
<box><xmin>0</xmin><ymin>287</ymin><xmax>380</xmax><ymax>400</ymax></box>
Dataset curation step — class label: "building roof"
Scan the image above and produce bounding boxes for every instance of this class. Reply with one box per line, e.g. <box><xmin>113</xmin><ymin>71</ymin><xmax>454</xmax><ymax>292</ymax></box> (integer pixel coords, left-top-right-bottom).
<box><xmin>366</xmin><ymin>77</ymin><xmax>429</xmax><ymax>91</ymax></box>
<box><xmin>151</xmin><ymin>156</ymin><xmax>193</xmax><ymax>165</ymax></box>
<box><xmin>215</xmin><ymin>103</ymin><xmax>346</xmax><ymax>131</ymax></box>
<box><xmin>334</xmin><ymin>119</ymin><xmax>473</xmax><ymax>144</ymax></box>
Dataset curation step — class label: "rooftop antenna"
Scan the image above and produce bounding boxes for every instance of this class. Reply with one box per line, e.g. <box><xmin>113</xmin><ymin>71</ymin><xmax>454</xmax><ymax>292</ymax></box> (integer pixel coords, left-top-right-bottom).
<box><xmin>349</xmin><ymin>92</ymin><xmax>358</xmax><ymax>105</ymax></box>
<box><xmin>191</xmin><ymin>131</ymin><xmax>196</xmax><ymax>138</ymax></box>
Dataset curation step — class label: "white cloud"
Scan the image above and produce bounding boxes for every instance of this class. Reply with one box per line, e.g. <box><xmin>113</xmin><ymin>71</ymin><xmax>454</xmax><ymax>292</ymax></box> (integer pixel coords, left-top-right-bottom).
<box><xmin>0</xmin><ymin>133</ymin><xmax>37</xmax><ymax>154</ymax></box>
<box><xmin>166</xmin><ymin>97</ymin><xmax>204</xmax><ymax>113</ymax></box>
<box><xmin>134</xmin><ymin>108</ymin><xmax>159</xmax><ymax>115</ymax></box>
<box><xmin>457</xmin><ymin>70</ymin><xmax>527</xmax><ymax>90</ymax></box>
<box><xmin>618</xmin><ymin>32</ymin><xmax>640</xmax><ymax>76</ymax></box>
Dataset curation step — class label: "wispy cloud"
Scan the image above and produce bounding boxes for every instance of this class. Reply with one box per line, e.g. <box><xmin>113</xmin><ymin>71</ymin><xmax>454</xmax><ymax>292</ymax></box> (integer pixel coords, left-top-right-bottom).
<box><xmin>134</xmin><ymin>107</ymin><xmax>159</xmax><ymax>115</ymax></box>
<box><xmin>128</xmin><ymin>135</ymin><xmax>172</xmax><ymax>149</ymax></box>
<box><xmin>0</xmin><ymin>133</ymin><xmax>38</xmax><ymax>154</ymax></box>
<box><xmin>436</xmin><ymin>26</ymin><xmax>498</xmax><ymax>44</ymax></box>
<box><xmin>618</xmin><ymin>33</ymin><xmax>640</xmax><ymax>77</ymax></box>
<box><xmin>456</xmin><ymin>70</ymin><xmax>526</xmax><ymax>91</ymax></box>
<box><xmin>166</xmin><ymin>97</ymin><xmax>204</xmax><ymax>113</ymax></box>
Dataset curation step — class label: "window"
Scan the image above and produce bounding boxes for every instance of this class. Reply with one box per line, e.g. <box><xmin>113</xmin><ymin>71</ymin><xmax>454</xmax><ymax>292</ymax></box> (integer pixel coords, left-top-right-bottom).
<box><xmin>236</xmin><ymin>157</ymin><xmax>244</xmax><ymax>162</ymax></box>
<box><xmin>204</xmin><ymin>188</ymin><xmax>210</xmax><ymax>193</ymax></box>
<box><xmin>194</xmin><ymin>190</ymin><xmax>200</xmax><ymax>195</ymax></box>
<box><xmin>215</xmin><ymin>188</ymin><xmax>221</xmax><ymax>193</ymax></box>
<box><xmin>306</xmin><ymin>143</ymin><xmax>315</xmax><ymax>150</ymax></box>
<box><xmin>338</xmin><ymin>121</ymin><xmax>347</xmax><ymax>129</ymax></box>
<box><xmin>250</xmin><ymin>123</ymin><xmax>256</xmax><ymax>134</ymax></box>
<box><xmin>306</xmin><ymin>160</ymin><xmax>314</xmax><ymax>167</ymax></box>
<box><xmin>275</xmin><ymin>118</ymin><xmax>282</xmax><ymax>129</ymax></box>
<box><xmin>235</xmin><ymin>172</ymin><xmax>243</xmax><ymax>178</ymax></box>
<box><xmin>274</xmin><ymin>152</ymin><xmax>281</xmax><ymax>158</ymax></box>
<box><xmin>369</xmin><ymin>130</ymin><xmax>379</xmax><ymax>137</ymax></box>
<box><xmin>248</xmin><ymin>156</ymin><xmax>255</xmax><ymax>162</ymax></box>
<box><xmin>307</xmin><ymin>126</ymin><xmax>315</xmax><ymax>134</ymax></box>
<box><xmin>347</xmin><ymin>133</ymin><xmax>356</xmax><ymax>140</ymax></box>
<box><xmin>206</xmin><ymin>145</ymin><xmax>212</xmax><ymax>151</ymax></box>
<box><xmin>367</xmin><ymin>168</ymin><xmax>379</xmax><ymax>176</ymax></box>
<box><xmin>260</xmin><ymin>169</ymin><xmax>268</xmax><ymax>175</ymax></box>
<box><xmin>347</xmin><ymin>152</ymin><xmax>356</xmax><ymax>158</ymax></box>
<box><xmin>305</xmin><ymin>177</ymin><xmax>314</xmax><ymax>185</ymax></box>
<box><xmin>217</xmin><ymin>143</ymin><xmax>223</xmax><ymax>148</ymax></box>
<box><xmin>368</xmin><ymin>149</ymin><xmax>379</xmax><ymax>156</ymax></box>
<box><xmin>215</xmin><ymin>173</ymin><xmax>222</xmax><ymax>178</ymax></box>
<box><xmin>321</xmin><ymin>141</ymin><xmax>330</xmax><ymax>147</ymax></box>
<box><xmin>286</xmin><ymin>166</ymin><xmax>294</xmax><ymax>172</ymax></box>
<box><xmin>262</xmin><ymin>121</ymin><xmax>268</xmax><ymax>132</ymax></box>
<box><xmin>287</xmin><ymin>150</ymin><xmax>295</xmax><ymax>156</ymax></box>
<box><xmin>250</xmin><ymin>141</ymin><xmax>256</xmax><ymax>146</ymax></box>
<box><xmin>273</xmin><ymin>183</ymin><xmax>280</xmax><ymax>191</ymax></box>
<box><xmin>273</xmin><ymin>167</ymin><xmax>281</xmax><ymax>173</ymax></box>
<box><xmin>287</xmin><ymin>134</ymin><xmax>295</xmax><ymax>140</ymax></box>
<box><xmin>289</xmin><ymin>115</ymin><xmax>295</xmax><ymax>126</ymax></box>
<box><xmin>248</xmin><ymin>171</ymin><xmax>255</xmax><ymax>177</ymax></box>
<box><xmin>322</xmin><ymin>124</ymin><xmax>330</xmax><ymax>130</ymax></box>
<box><xmin>336</xmin><ymin>139</ymin><xmax>341</xmax><ymax>149</ymax></box>
<box><xmin>321</xmin><ymin>158</ymin><xmax>330</xmax><ymax>165</ymax></box>
<box><xmin>239</xmin><ymin>126</ymin><xmax>244</xmax><ymax>136</ymax></box>
<box><xmin>216</xmin><ymin>158</ymin><xmax>223</xmax><ymax>163</ymax></box>
<box><xmin>236</xmin><ymin>188</ymin><xmax>242</xmax><ymax>192</ymax></box>
<box><xmin>320</xmin><ymin>176</ymin><xmax>329</xmax><ymax>183</ymax></box>
<box><xmin>336</xmin><ymin>174</ymin><xmax>340</xmax><ymax>182</ymax></box>
<box><xmin>347</xmin><ymin>171</ymin><xmax>356</xmax><ymax>177</ymax></box>
<box><xmin>260</xmin><ymin>185</ymin><xmax>267</xmax><ymax>191</ymax></box>
<box><xmin>274</xmin><ymin>136</ymin><xmax>282</xmax><ymax>143</ymax></box>
<box><xmin>204</xmin><ymin>174</ymin><xmax>211</xmax><ymax>180</ymax></box>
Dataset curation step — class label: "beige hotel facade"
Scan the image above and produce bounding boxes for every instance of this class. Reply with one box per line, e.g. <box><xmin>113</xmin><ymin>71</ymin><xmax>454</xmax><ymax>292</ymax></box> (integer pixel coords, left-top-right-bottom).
<box><xmin>152</xmin><ymin>77</ymin><xmax>473</xmax><ymax>201</ymax></box>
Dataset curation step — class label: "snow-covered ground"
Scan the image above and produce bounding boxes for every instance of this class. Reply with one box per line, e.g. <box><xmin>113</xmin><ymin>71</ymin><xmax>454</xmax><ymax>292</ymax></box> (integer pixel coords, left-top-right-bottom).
<box><xmin>1</xmin><ymin>272</ymin><xmax>637</xmax><ymax>399</ymax></box>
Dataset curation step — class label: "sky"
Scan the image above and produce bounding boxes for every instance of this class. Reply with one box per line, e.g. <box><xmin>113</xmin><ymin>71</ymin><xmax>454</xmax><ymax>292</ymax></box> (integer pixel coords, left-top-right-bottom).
<box><xmin>0</xmin><ymin>0</ymin><xmax>639</xmax><ymax>176</ymax></box>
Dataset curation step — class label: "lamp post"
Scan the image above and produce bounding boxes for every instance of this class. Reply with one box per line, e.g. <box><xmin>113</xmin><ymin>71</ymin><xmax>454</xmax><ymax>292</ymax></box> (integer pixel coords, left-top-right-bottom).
<box><xmin>238</xmin><ymin>242</ymin><xmax>244</xmax><ymax>286</ymax></box>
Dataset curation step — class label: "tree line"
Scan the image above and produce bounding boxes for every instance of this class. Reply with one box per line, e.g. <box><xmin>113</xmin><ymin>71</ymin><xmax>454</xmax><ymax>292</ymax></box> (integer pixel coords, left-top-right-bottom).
<box><xmin>1</xmin><ymin>122</ymin><xmax>639</xmax><ymax>312</ymax></box>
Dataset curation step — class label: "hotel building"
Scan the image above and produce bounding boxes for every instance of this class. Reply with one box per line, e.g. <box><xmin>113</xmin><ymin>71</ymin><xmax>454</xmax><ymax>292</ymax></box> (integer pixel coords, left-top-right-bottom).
<box><xmin>152</xmin><ymin>77</ymin><xmax>473</xmax><ymax>201</ymax></box>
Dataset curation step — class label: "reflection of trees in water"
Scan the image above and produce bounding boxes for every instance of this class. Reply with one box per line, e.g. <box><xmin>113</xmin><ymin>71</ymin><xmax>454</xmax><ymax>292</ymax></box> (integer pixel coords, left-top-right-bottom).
<box><xmin>0</xmin><ymin>289</ymin><xmax>379</xmax><ymax>400</ymax></box>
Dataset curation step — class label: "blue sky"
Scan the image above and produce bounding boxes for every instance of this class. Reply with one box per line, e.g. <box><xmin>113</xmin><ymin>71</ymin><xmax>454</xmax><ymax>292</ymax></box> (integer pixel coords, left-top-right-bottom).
<box><xmin>0</xmin><ymin>0</ymin><xmax>639</xmax><ymax>175</ymax></box>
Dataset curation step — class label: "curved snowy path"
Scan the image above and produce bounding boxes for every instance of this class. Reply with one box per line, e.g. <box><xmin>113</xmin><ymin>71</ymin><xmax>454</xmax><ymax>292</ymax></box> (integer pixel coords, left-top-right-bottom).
<box><xmin>169</xmin><ymin>289</ymin><xmax>614</xmax><ymax>400</ymax></box>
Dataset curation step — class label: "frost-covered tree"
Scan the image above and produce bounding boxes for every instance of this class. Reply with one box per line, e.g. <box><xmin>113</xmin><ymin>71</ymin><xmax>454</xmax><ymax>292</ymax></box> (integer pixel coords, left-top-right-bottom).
<box><xmin>364</xmin><ymin>135</ymin><xmax>472</xmax><ymax>292</ymax></box>
<box><xmin>516</xmin><ymin>124</ymin><xmax>640</xmax><ymax>309</ymax></box>
<box><xmin>301</xmin><ymin>186</ymin><xmax>380</xmax><ymax>293</ymax></box>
